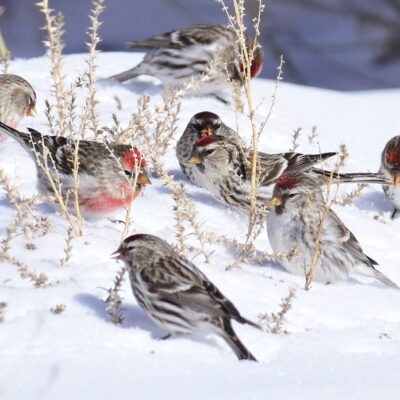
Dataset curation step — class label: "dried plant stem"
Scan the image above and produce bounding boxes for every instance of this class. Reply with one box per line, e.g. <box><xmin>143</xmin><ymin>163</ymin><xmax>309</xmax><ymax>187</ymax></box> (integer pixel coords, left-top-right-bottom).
<box><xmin>259</xmin><ymin>288</ymin><xmax>296</xmax><ymax>334</ymax></box>
<box><xmin>106</xmin><ymin>266</ymin><xmax>127</xmax><ymax>325</ymax></box>
<box><xmin>38</xmin><ymin>0</ymin><xmax>67</xmax><ymax>135</ymax></box>
<box><xmin>304</xmin><ymin>144</ymin><xmax>348</xmax><ymax>290</ymax></box>
<box><xmin>85</xmin><ymin>0</ymin><xmax>105</xmax><ymax>138</ymax></box>
<box><xmin>0</xmin><ymin>5</ymin><xmax>10</xmax><ymax>74</ymax></box>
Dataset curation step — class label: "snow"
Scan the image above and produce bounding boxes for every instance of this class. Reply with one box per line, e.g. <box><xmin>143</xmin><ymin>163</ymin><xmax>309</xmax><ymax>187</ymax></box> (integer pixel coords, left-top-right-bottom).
<box><xmin>1</xmin><ymin>52</ymin><xmax>400</xmax><ymax>400</ymax></box>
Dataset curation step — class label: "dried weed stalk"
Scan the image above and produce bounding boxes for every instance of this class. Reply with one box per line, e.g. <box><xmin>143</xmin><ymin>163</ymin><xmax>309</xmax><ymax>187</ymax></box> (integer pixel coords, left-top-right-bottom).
<box><xmin>59</xmin><ymin>227</ymin><xmax>74</xmax><ymax>267</ymax></box>
<box><xmin>84</xmin><ymin>0</ymin><xmax>105</xmax><ymax>139</ymax></box>
<box><xmin>259</xmin><ymin>288</ymin><xmax>296</xmax><ymax>334</ymax></box>
<box><xmin>290</xmin><ymin>127</ymin><xmax>302</xmax><ymax>152</ymax></box>
<box><xmin>0</xmin><ymin>6</ymin><xmax>10</xmax><ymax>74</ymax></box>
<box><xmin>218</xmin><ymin>0</ymin><xmax>285</xmax><ymax>241</ymax></box>
<box><xmin>106</xmin><ymin>266</ymin><xmax>127</xmax><ymax>325</ymax></box>
<box><xmin>304</xmin><ymin>144</ymin><xmax>348</xmax><ymax>290</ymax></box>
<box><xmin>0</xmin><ymin>169</ymin><xmax>52</xmax><ymax>287</ymax></box>
<box><xmin>129</xmin><ymin>91</ymin><xmax>213</xmax><ymax>262</ymax></box>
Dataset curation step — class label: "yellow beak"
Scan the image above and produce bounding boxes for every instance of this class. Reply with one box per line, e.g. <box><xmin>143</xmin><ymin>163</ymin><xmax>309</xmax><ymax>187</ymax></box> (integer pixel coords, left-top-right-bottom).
<box><xmin>268</xmin><ymin>197</ymin><xmax>282</xmax><ymax>207</ymax></box>
<box><xmin>394</xmin><ymin>175</ymin><xmax>400</xmax><ymax>186</ymax></box>
<box><xmin>137</xmin><ymin>173</ymin><xmax>151</xmax><ymax>186</ymax></box>
<box><xmin>200</xmin><ymin>127</ymin><xmax>214</xmax><ymax>137</ymax></box>
<box><xmin>27</xmin><ymin>105</ymin><xmax>37</xmax><ymax>117</ymax></box>
<box><xmin>186</xmin><ymin>156</ymin><xmax>202</xmax><ymax>164</ymax></box>
<box><xmin>111</xmin><ymin>249</ymin><xmax>124</xmax><ymax>260</ymax></box>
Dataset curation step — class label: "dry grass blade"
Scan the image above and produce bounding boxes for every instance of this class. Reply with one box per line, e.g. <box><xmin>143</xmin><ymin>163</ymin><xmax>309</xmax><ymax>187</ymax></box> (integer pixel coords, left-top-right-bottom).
<box><xmin>259</xmin><ymin>288</ymin><xmax>296</xmax><ymax>334</ymax></box>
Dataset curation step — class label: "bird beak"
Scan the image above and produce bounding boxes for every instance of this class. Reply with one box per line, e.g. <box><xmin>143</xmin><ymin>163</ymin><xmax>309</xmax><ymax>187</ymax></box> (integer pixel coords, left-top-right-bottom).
<box><xmin>186</xmin><ymin>156</ymin><xmax>202</xmax><ymax>164</ymax></box>
<box><xmin>200</xmin><ymin>127</ymin><xmax>214</xmax><ymax>137</ymax></box>
<box><xmin>137</xmin><ymin>173</ymin><xmax>151</xmax><ymax>186</ymax></box>
<box><xmin>111</xmin><ymin>249</ymin><xmax>124</xmax><ymax>260</ymax></box>
<box><xmin>27</xmin><ymin>105</ymin><xmax>37</xmax><ymax>117</ymax></box>
<box><xmin>394</xmin><ymin>175</ymin><xmax>400</xmax><ymax>187</ymax></box>
<box><xmin>268</xmin><ymin>197</ymin><xmax>282</xmax><ymax>207</ymax></box>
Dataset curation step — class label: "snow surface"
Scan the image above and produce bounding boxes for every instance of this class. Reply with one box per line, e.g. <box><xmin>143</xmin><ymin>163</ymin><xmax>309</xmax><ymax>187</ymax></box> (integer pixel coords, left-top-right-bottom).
<box><xmin>1</xmin><ymin>53</ymin><xmax>400</xmax><ymax>400</ymax></box>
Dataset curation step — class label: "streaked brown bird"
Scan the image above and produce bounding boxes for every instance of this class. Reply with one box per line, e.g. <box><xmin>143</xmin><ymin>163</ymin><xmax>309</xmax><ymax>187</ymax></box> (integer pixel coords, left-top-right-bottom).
<box><xmin>108</xmin><ymin>24</ymin><xmax>263</xmax><ymax>100</ymax></box>
<box><xmin>114</xmin><ymin>233</ymin><xmax>260</xmax><ymax>361</ymax></box>
<box><xmin>184</xmin><ymin>134</ymin><xmax>387</xmax><ymax>212</ymax></box>
<box><xmin>0</xmin><ymin>122</ymin><xmax>150</xmax><ymax>219</ymax></box>
<box><xmin>267</xmin><ymin>173</ymin><xmax>399</xmax><ymax>288</ymax></box>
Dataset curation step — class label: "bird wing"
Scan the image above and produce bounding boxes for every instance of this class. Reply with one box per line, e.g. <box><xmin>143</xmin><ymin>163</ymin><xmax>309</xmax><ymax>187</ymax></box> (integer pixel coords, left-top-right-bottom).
<box><xmin>128</xmin><ymin>25</ymin><xmax>226</xmax><ymax>50</ymax></box>
<box><xmin>326</xmin><ymin>209</ymin><xmax>374</xmax><ymax>266</ymax></box>
<box><xmin>142</xmin><ymin>253</ymin><xmax>255</xmax><ymax>326</ymax></box>
<box><xmin>243</xmin><ymin>151</ymin><xmax>337</xmax><ymax>187</ymax></box>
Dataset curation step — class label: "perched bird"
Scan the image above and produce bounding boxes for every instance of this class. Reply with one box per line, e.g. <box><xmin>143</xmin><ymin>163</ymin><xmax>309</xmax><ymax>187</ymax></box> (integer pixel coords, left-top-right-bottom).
<box><xmin>108</xmin><ymin>24</ymin><xmax>263</xmax><ymax>99</ymax></box>
<box><xmin>176</xmin><ymin>111</ymin><xmax>242</xmax><ymax>187</ymax></box>
<box><xmin>380</xmin><ymin>136</ymin><xmax>400</xmax><ymax>219</ymax></box>
<box><xmin>114</xmin><ymin>233</ymin><xmax>260</xmax><ymax>361</ymax></box>
<box><xmin>185</xmin><ymin>134</ymin><xmax>386</xmax><ymax>211</ymax></box>
<box><xmin>0</xmin><ymin>121</ymin><xmax>150</xmax><ymax>218</ymax></box>
<box><xmin>0</xmin><ymin>74</ymin><xmax>36</xmax><ymax>142</ymax></box>
<box><xmin>266</xmin><ymin>174</ymin><xmax>399</xmax><ymax>288</ymax></box>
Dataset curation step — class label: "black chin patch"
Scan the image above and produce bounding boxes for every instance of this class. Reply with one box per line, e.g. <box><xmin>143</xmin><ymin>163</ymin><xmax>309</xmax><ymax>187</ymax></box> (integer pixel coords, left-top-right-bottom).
<box><xmin>196</xmin><ymin>164</ymin><xmax>205</xmax><ymax>173</ymax></box>
<box><xmin>275</xmin><ymin>205</ymin><xmax>284</xmax><ymax>215</ymax></box>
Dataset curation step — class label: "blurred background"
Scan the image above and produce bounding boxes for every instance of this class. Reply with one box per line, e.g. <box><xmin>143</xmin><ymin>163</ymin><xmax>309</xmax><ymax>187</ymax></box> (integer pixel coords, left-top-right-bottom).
<box><xmin>1</xmin><ymin>0</ymin><xmax>399</xmax><ymax>91</ymax></box>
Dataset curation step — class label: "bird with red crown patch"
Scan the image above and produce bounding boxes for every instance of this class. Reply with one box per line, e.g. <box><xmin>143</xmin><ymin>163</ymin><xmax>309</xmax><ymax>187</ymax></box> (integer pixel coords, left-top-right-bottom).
<box><xmin>176</xmin><ymin>111</ymin><xmax>242</xmax><ymax>187</ymax></box>
<box><xmin>0</xmin><ymin>121</ymin><xmax>150</xmax><ymax>218</ymax></box>
<box><xmin>107</xmin><ymin>24</ymin><xmax>264</xmax><ymax>102</ymax></box>
<box><xmin>181</xmin><ymin>131</ymin><xmax>387</xmax><ymax>212</ymax></box>
<box><xmin>267</xmin><ymin>173</ymin><xmax>399</xmax><ymax>288</ymax></box>
<box><xmin>380</xmin><ymin>136</ymin><xmax>400</xmax><ymax>218</ymax></box>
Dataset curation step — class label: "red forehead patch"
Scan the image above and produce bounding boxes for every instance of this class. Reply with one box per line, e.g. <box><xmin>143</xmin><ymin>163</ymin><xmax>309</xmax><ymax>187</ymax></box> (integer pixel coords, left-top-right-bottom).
<box><xmin>122</xmin><ymin>147</ymin><xmax>147</xmax><ymax>169</ymax></box>
<box><xmin>277</xmin><ymin>175</ymin><xmax>296</xmax><ymax>189</ymax></box>
<box><xmin>386</xmin><ymin>147</ymin><xmax>400</xmax><ymax>166</ymax></box>
<box><xmin>251</xmin><ymin>60</ymin><xmax>263</xmax><ymax>78</ymax></box>
<box><xmin>195</xmin><ymin>135</ymin><xmax>218</xmax><ymax>147</ymax></box>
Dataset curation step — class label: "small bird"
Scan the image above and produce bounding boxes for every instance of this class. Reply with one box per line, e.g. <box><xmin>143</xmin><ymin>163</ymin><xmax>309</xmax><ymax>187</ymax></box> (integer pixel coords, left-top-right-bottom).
<box><xmin>0</xmin><ymin>74</ymin><xmax>36</xmax><ymax>142</ymax></box>
<box><xmin>108</xmin><ymin>24</ymin><xmax>263</xmax><ymax>99</ymax></box>
<box><xmin>185</xmin><ymin>134</ymin><xmax>386</xmax><ymax>211</ymax></box>
<box><xmin>266</xmin><ymin>174</ymin><xmax>399</xmax><ymax>288</ymax></box>
<box><xmin>380</xmin><ymin>136</ymin><xmax>400</xmax><ymax>218</ymax></box>
<box><xmin>114</xmin><ymin>233</ymin><xmax>260</xmax><ymax>361</ymax></box>
<box><xmin>176</xmin><ymin>111</ymin><xmax>242</xmax><ymax>187</ymax></box>
<box><xmin>0</xmin><ymin>121</ymin><xmax>150</xmax><ymax>218</ymax></box>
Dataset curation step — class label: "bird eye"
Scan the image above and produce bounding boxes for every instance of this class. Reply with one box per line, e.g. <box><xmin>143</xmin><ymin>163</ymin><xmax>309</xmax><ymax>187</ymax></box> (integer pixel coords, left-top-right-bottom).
<box><xmin>288</xmin><ymin>193</ymin><xmax>297</xmax><ymax>198</ymax></box>
<box><xmin>205</xmin><ymin>149</ymin><xmax>215</xmax><ymax>156</ymax></box>
<box><xmin>193</xmin><ymin>123</ymin><xmax>202</xmax><ymax>131</ymax></box>
<box><xmin>213</xmin><ymin>123</ymin><xmax>221</xmax><ymax>130</ymax></box>
<box><xmin>124</xmin><ymin>169</ymin><xmax>133</xmax><ymax>177</ymax></box>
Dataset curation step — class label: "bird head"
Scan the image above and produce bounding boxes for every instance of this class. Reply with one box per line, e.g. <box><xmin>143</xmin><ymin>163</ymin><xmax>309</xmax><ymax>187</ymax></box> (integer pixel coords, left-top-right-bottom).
<box><xmin>121</xmin><ymin>147</ymin><xmax>151</xmax><ymax>189</ymax></box>
<box><xmin>385</xmin><ymin>140</ymin><xmax>400</xmax><ymax>186</ymax></box>
<box><xmin>269</xmin><ymin>174</ymin><xmax>321</xmax><ymax>213</ymax></box>
<box><xmin>189</xmin><ymin>111</ymin><xmax>222</xmax><ymax>139</ymax></box>
<box><xmin>186</xmin><ymin>135</ymin><xmax>237</xmax><ymax>170</ymax></box>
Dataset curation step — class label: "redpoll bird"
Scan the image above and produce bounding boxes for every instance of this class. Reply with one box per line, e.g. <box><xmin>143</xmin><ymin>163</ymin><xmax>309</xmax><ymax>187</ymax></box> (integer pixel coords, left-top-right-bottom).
<box><xmin>185</xmin><ymin>135</ymin><xmax>386</xmax><ymax>211</ymax></box>
<box><xmin>114</xmin><ymin>234</ymin><xmax>260</xmax><ymax>361</ymax></box>
<box><xmin>380</xmin><ymin>136</ymin><xmax>400</xmax><ymax>219</ymax></box>
<box><xmin>266</xmin><ymin>174</ymin><xmax>399</xmax><ymax>288</ymax></box>
<box><xmin>108</xmin><ymin>24</ymin><xmax>264</xmax><ymax>99</ymax></box>
<box><xmin>0</xmin><ymin>74</ymin><xmax>36</xmax><ymax>142</ymax></box>
<box><xmin>0</xmin><ymin>121</ymin><xmax>150</xmax><ymax>218</ymax></box>
<box><xmin>176</xmin><ymin>111</ymin><xmax>242</xmax><ymax>186</ymax></box>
